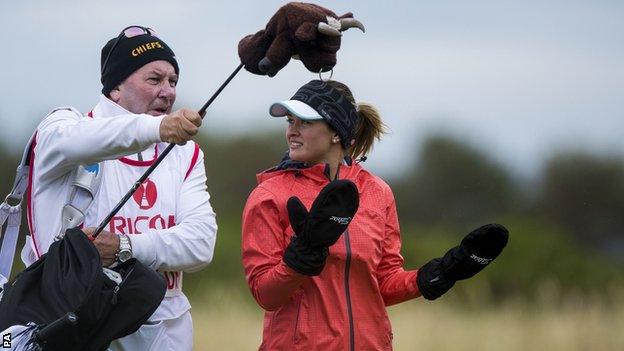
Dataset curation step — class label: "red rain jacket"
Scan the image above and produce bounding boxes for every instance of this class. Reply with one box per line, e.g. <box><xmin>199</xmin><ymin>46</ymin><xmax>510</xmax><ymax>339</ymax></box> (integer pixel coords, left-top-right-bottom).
<box><xmin>242</xmin><ymin>162</ymin><xmax>420</xmax><ymax>350</ymax></box>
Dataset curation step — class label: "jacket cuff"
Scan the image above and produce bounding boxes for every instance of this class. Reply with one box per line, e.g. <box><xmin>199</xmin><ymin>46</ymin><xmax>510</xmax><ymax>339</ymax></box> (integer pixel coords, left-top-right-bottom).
<box><xmin>128</xmin><ymin>232</ymin><xmax>156</xmax><ymax>267</ymax></box>
<box><xmin>137</xmin><ymin>114</ymin><xmax>164</xmax><ymax>145</ymax></box>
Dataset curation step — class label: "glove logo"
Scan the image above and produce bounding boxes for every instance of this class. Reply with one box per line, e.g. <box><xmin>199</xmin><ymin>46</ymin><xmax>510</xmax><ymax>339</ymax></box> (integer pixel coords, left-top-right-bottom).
<box><xmin>132</xmin><ymin>178</ymin><xmax>158</xmax><ymax>210</ymax></box>
<box><xmin>470</xmin><ymin>254</ymin><xmax>493</xmax><ymax>265</ymax></box>
<box><xmin>329</xmin><ymin>215</ymin><xmax>351</xmax><ymax>225</ymax></box>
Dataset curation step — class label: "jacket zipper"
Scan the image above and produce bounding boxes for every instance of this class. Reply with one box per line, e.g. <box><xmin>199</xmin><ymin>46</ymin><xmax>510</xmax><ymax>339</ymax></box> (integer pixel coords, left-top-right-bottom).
<box><xmin>344</xmin><ymin>229</ymin><xmax>355</xmax><ymax>351</ymax></box>
<box><xmin>325</xmin><ymin>163</ymin><xmax>353</xmax><ymax>349</ymax></box>
<box><xmin>292</xmin><ymin>292</ymin><xmax>303</xmax><ymax>344</ymax></box>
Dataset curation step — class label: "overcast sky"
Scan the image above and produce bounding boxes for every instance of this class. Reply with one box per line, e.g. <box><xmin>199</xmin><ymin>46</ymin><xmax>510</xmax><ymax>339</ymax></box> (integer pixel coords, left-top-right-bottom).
<box><xmin>1</xmin><ymin>0</ymin><xmax>622</xmax><ymax>177</ymax></box>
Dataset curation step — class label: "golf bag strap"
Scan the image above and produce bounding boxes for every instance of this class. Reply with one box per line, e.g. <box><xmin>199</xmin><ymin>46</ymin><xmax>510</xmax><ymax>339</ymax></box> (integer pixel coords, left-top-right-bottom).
<box><xmin>1</xmin><ymin>107</ymin><xmax>102</xmax><ymax>285</ymax></box>
<box><xmin>39</xmin><ymin>106</ymin><xmax>103</xmax><ymax>240</ymax></box>
<box><xmin>55</xmin><ymin>163</ymin><xmax>103</xmax><ymax>241</ymax></box>
<box><xmin>0</xmin><ymin>132</ymin><xmax>36</xmax><ymax>286</ymax></box>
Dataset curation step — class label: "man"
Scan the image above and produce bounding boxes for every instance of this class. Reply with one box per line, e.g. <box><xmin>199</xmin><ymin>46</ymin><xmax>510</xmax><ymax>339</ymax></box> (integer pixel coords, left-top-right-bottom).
<box><xmin>21</xmin><ymin>26</ymin><xmax>217</xmax><ymax>350</ymax></box>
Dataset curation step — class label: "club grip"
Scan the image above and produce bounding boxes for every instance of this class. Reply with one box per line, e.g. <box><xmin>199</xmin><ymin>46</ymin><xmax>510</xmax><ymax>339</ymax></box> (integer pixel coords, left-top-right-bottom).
<box><xmin>34</xmin><ymin>312</ymin><xmax>78</xmax><ymax>343</ymax></box>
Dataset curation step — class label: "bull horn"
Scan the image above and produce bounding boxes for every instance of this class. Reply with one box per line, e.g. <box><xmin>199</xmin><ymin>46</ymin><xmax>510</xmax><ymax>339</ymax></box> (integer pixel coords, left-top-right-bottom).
<box><xmin>339</xmin><ymin>18</ymin><xmax>365</xmax><ymax>33</ymax></box>
<box><xmin>318</xmin><ymin>22</ymin><xmax>342</xmax><ymax>37</ymax></box>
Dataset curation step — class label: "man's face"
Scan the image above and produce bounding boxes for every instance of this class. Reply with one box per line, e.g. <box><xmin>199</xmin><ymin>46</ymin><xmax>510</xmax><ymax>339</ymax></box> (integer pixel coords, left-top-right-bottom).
<box><xmin>110</xmin><ymin>60</ymin><xmax>178</xmax><ymax>116</ymax></box>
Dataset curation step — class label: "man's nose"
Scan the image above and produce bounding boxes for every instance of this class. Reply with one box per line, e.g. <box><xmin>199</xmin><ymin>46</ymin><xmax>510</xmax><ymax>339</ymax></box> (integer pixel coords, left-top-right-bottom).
<box><xmin>159</xmin><ymin>82</ymin><xmax>175</xmax><ymax>99</ymax></box>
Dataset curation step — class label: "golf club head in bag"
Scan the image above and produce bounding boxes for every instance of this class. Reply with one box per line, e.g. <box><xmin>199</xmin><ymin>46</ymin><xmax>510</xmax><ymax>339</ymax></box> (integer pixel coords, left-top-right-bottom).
<box><xmin>0</xmin><ymin>228</ymin><xmax>166</xmax><ymax>351</ymax></box>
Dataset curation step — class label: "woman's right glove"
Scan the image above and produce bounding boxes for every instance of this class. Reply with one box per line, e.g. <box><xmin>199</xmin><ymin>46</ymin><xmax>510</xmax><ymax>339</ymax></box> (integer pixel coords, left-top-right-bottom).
<box><xmin>283</xmin><ymin>179</ymin><xmax>359</xmax><ymax>275</ymax></box>
<box><xmin>416</xmin><ymin>224</ymin><xmax>509</xmax><ymax>300</ymax></box>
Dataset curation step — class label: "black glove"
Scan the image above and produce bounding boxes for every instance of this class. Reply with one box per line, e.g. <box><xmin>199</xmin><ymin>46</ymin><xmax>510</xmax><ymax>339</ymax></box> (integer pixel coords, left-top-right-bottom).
<box><xmin>283</xmin><ymin>180</ymin><xmax>359</xmax><ymax>275</ymax></box>
<box><xmin>283</xmin><ymin>236</ymin><xmax>329</xmax><ymax>276</ymax></box>
<box><xmin>417</xmin><ymin>223</ymin><xmax>509</xmax><ymax>300</ymax></box>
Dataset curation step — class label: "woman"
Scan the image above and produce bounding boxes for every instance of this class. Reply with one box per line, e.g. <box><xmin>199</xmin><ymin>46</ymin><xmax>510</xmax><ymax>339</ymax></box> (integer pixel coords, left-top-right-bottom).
<box><xmin>241</xmin><ymin>80</ymin><xmax>508</xmax><ymax>350</ymax></box>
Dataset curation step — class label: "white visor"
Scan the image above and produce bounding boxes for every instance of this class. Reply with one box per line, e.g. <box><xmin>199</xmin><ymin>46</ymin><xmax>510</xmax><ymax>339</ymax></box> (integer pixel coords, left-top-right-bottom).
<box><xmin>269</xmin><ymin>100</ymin><xmax>323</xmax><ymax>121</ymax></box>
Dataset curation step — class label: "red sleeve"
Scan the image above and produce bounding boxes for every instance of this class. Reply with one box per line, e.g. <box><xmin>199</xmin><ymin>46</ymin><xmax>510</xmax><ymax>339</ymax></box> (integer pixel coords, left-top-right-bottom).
<box><xmin>241</xmin><ymin>186</ymin><xmax>307</xmax><ymax>311</ymax></box>
<box><xmin>376</xmin><ymin>187</ymin><xmax>421</xmax><ymax>305</ymax></box>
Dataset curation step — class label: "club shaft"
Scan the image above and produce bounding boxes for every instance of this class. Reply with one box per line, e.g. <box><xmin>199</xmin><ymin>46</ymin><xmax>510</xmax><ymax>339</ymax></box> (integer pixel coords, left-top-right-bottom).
<box><xmin>199</xmin><ymin>63</ymin><xmax>244</xmax><ymax>115</ymax></box>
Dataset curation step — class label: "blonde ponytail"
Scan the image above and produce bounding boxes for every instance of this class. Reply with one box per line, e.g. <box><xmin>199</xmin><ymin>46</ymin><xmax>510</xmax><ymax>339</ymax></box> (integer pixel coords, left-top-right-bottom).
<box><xmin>350</xmin><ymin>102</ymin><xmax>387</xmax><ymax>160</ymax></box>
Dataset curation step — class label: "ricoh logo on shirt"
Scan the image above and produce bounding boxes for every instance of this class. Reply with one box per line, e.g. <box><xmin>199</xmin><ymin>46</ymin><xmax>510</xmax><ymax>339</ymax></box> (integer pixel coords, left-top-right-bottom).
<box><xmin>133</xmin><ymin>178</ymin><xmax>157</xmax><ymax>210</ymax></box>
<box><xmin>131</xmin><ymin>41</ymin><xmax>164</xmax><ymax>57</ymax></box>
<box><xmin>109</xmin><ymin>214</ymin><xmax>175</xmax><ymax>235</ymax></box>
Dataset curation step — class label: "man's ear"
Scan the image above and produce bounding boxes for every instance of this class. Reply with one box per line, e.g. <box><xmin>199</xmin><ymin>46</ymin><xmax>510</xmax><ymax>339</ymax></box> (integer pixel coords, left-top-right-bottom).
<box><xmin>109</xmin><ymin>87</ymin><xmax>121</xmax><ymax>102</ymax></box>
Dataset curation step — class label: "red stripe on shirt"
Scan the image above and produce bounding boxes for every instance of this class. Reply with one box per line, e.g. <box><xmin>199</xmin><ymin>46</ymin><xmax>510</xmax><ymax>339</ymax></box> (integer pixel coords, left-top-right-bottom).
<box><xmin>119</xmin><ymin>144</ymin><xmax>160</xmax><ymax>167</ymax></box>
<box><xmin>90</xmin><ymin>110</ymin><xmax>160</xmax><ymax>167</ymax></box>
<box><xmin>185</xmin><ymin>143</ymin><xmax>200</xmax><ymax>181</ymax></box>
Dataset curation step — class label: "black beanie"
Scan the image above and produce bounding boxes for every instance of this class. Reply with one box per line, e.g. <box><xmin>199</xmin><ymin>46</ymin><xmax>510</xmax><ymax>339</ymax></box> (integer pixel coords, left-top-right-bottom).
<box><xmin>100</xmin><ymin>32</ymin><xmax>179</xmax><ymax>95</ymax></box>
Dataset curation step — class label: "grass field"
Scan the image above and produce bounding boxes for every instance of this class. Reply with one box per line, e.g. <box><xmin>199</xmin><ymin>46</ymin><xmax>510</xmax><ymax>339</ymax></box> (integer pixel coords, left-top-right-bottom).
<box><xmin>191</xmin><ymin>288</ymin><xmax>624</xmax><ymax>351</ymax></box>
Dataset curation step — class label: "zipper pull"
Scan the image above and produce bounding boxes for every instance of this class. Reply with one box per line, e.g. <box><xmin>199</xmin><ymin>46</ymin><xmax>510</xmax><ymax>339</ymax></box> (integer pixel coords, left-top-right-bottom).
<box><xmin>111</xmin><ymin>285</ymin><xmax>120</xmax><ymax>305</ymax></box>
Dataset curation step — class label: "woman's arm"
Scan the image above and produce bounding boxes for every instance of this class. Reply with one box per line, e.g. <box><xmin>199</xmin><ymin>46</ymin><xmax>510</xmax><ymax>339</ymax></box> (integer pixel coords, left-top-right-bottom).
<box><xmin>242</xmin><ymin>186</ymin><xmax>307</xmax><ymax>311</ymax></box>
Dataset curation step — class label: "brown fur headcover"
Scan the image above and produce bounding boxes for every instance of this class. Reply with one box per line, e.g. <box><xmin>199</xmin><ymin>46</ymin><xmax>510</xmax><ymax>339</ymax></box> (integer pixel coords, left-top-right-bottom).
<box><xmin>238</xmin><ymin>2</ymin><xmax>365</xmax><ymax>77</ymax></box>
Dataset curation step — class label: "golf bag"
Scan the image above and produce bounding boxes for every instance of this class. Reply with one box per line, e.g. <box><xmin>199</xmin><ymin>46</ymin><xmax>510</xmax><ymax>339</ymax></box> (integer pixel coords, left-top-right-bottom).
<box><xmin>0</xmin><ymin>229</ymin><xmax>166</xmax><ymax>351</ymax></box>
<box><xmin>0</xmin><ymin>129</ymin><xmax>166</xmax><ymax>350</ymax></box>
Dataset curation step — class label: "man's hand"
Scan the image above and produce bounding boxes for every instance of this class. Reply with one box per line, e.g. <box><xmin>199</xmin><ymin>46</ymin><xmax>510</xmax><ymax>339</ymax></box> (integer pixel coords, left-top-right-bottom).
<box><xmin>159</xmin><ymin>108</ymin><xmax>202</xmax><ymax>145</ymax></box>
<box><xmin>82</xmin><ymin>227</ymin><xmax>120</xmax><ymax>267</ymax></box>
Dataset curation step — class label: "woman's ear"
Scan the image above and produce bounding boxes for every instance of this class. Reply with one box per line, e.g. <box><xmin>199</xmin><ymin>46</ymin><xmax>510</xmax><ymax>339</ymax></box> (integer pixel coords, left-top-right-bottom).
<box><xmin>332</xmin><ymin>134</ymin><xmax>341</xmax><ymax>144</ymax></box>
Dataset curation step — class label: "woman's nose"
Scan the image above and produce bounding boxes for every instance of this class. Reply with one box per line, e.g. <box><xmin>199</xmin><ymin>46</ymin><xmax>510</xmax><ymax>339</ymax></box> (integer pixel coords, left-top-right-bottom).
<box><xmin>287</xmin><ymin>122</ymin><xmax>300</xmax><ymax>136</ymax></box>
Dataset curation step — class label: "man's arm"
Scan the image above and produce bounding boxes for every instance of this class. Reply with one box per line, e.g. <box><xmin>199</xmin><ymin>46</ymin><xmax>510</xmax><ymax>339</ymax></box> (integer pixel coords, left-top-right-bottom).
<box><xmin>34</xmin><ymin>107</ymin><xmax>162</xmax><ymax>181</ymax></box>
<box><xmin>35</xmin><ymin>107</ymin><xmax>201</xmax><ymax>182</ymax></box>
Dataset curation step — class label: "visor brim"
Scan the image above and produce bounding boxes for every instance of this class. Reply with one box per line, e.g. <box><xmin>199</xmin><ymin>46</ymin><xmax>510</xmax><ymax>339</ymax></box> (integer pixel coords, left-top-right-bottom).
<box><xmin>269</xmin><ymin>100</ymin><xmax>323</xmax><ymax>121</ymax></box>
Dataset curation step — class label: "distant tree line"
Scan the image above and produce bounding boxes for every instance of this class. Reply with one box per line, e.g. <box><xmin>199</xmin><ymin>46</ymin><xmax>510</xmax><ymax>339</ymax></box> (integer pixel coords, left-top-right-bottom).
<box><xmin>2</xmin><ymin>131</ymin><xmax>623</xmax><ymax>299</ymax></box>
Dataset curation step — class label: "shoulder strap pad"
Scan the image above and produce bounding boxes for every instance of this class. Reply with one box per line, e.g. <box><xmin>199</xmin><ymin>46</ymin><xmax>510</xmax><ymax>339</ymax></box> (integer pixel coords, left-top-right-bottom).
<box><xmin>0</xmin><ymin>132</ymin><xmax>37</xmax><ymax>286</ymax></box>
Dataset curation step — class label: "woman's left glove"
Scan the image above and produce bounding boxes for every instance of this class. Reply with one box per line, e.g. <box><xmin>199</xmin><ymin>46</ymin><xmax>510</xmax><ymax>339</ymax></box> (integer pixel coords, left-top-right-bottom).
<box><xmin>416</xmin><ymin>224</ymin><xmax>509</xmax><ymax>300</ymax></box>
<box><xmin>283</xmin><ymin>180</ymin><xmax>359</xmax><ymax>275</ymax></box>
